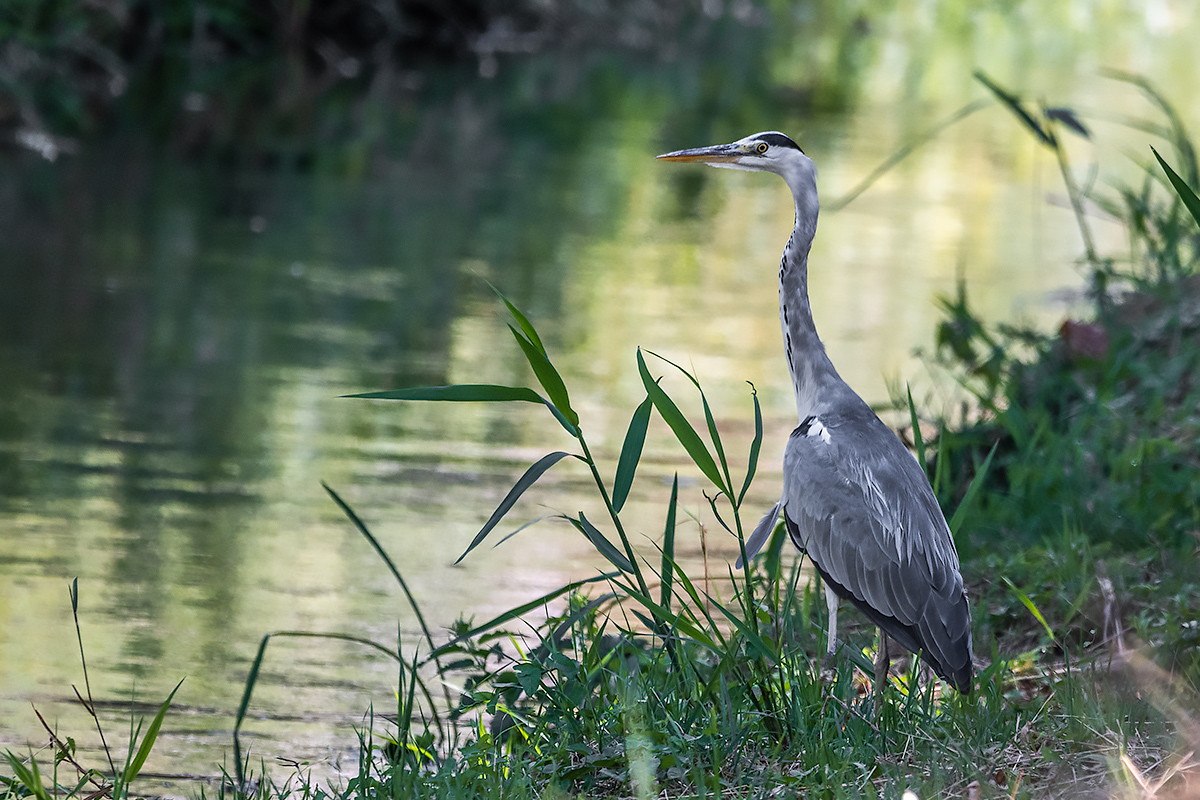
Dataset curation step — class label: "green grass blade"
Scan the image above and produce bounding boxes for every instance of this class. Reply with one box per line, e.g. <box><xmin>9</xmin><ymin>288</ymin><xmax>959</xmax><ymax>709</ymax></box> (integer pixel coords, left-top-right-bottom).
<box><xmin>324</xmin><ymin>481</ymin><xmax>432</xmax><ymax>632</ymax></box>
<box><xmin>644</xmin><ymin>350</ymin><xmax>702</xmax><ymax>391</ymax></box>
<box><xmin>232</xmin><ymin>630</ymin><xmax>413</xmax><ymax>787</ymax></box>
<box><xmin>510</xmin><ymin>325</ymin><xmax>579</xmax><ymax>427</ymax></box>
<box><xmin>427</xmin><ymin>573</ymin><xmax>619</xmax><ymax>660</ymax></box>
<box><xmin>541</xmin><ymin>401</ymin><xmax>581</xmax><ymax>437</ymax></box>
<box><xmin>346</xmin><ymin>383</ymin><xmax>578</xmax><ymax>436</ymax></box>
<box><xmin>700</xmin><ymin>393</ymin><xmax>733</xmax><ymax>502</ymax></box>
<box><xmin>706</xmin><ymin>585</ymin><xmax>777</xmax><ymax>664</ymax></box>
<box><xmin>492</xmin><ymin>515</ymin><xmax>554</xmax><ymax>548</ymax></box>
<box><xmin>400</xmin><ymin>646</ymin><xmax>420</xmax><ymax>765</ymax></box>
<box><xmin>613</xmin><ymin>396</ymin><xmax>653</xmax><ymax>513</ymax></box>
<box><xmin>662</xmin><ymin>613</ymin><xmax>717</xmax><ymax>651</ymax></box>
<box><xmin>1106</xmin><ymin>70</ymin><xmax>1200</xmax><ymax>184</ymax></box>
<box><xmin>737</xmin><ymin>383</ymin><xmax>764</xmax><ymax>505</ymax></box>
<box><xmin>1002</xmin><ymin>577</ymin><xmax>1055</xmax><ymax>641</ymax></box>
<box><xmin>825</xmin><ymin>98</ymin><xmax>991</xmax><ymax>212</ymax></box>
<box><xmin>637</xmin><ymin>349</ymin><xmax>726</xmax><ymax>494</ymax></box>
<box><xmin>974</xmin><ymin>71</ymin><xmax>1055</xmax><ymax>148</ymax></box>
<box><xmin>233</xmin><ymin>634</ymin><xmax>269</xmax><ymax>786</ymax></box>
<box><xmin>906</xmin><ymin>385</ymin><xmax>927</xmax><ymax>474</ymax></box>
<box><xmin>123</xmin><ymin>679</ymin><xmax>184</xmax><ymax>784</ymax></box>
<box><xmin>4</xmin><ymin>752</ymin><xmax>50</xmax><ymax>800</ymax></box>
<box><xmin>68</xmin><ymin>579</ymin><xmax>117</xmax><ymax>778</ymax></box>
<box><xmin>573</xmin><ymin>513</ymin><xmax>636</xmax><ymax>574</ymax></box>
<box><xmin>663</xmin><ymin>560</ymin><xmax>727</xmax><ymax>648</ymax></box>
<box><xmin>345</xmin><ymin>384</ymin><xmax>544</xmax><ymax>402</ymax></box>
<box><xmin>322</xmin><ymin>482</ymin><xmax>444</xmax><ymax>678</ymax></box>
<box><xmin>660</xmin><ymin>475</ymin><xmax>679</xmax><ymax>612</ymax></box>
<box><xmin>610</xmin><ymin>578</ymin><xmax>719</xmax><ymax>651</ymax></box>
<box><xmin>456</xmin><ymin>451</ymin><xmax>577</xmax><ymax>563</ymax></box>
<box><xmin>1152</xmin><ymin>146</ymin><xmax>1200</xmax><ymax>228</ymax></box>
<box><xmin>644</xmin><ymin>350</ymin><xmax>734</xmax><ymax>498</ymax></box>
<box><xmin>932</xmin><ymin>423</ymin><xmax>949</xmax><ymax>497</ymax></box>
<box><xmin>948</xmin><ymin>441</ymin><xmax>998</xmax><ymax>536</ymax></box>
<box><xmin>704</xmin><ymin>492</ymin><xmax>734</xmax><ymax>536</ymax></box>
<box><xmin>490</xmin><ymin>284</ymin><xmax>547</xmax><ymax>356</ymax></box>
<box><xmin>548</xmin><ymin>593</ymin><xmax>618</xmax><ymax>648</ymax></box>
<box><xmin>1044</xmin><ymin>107</ymin><xmax>1090</xmax><ymax>139</ymax></box>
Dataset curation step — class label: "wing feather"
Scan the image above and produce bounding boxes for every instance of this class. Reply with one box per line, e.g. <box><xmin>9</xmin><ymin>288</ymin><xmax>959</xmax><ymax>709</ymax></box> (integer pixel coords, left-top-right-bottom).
<box><xmin>735</xmin><ymin>500</ymin><xmax>783</xmax><ymax>569</ymax></box>
<box><xmin>782</xmin><ymin>402</ymin><xmax>973</xmax><ymax>691</ymax></box>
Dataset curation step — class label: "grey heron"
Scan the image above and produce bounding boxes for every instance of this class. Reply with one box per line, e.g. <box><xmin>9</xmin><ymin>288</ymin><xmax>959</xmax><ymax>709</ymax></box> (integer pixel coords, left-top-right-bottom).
<box><xmin>657</xmin><ymin>132</ymin><xmax>974</xmax><ymax>698</ymax></box>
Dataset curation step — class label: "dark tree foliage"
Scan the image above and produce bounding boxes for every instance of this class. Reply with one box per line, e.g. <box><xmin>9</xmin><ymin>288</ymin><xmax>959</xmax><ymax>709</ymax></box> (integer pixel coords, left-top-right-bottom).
<box><xmin>0</xmin><ymin>0</ymin><xmax>552</xmax><ymax>146</ymax></box>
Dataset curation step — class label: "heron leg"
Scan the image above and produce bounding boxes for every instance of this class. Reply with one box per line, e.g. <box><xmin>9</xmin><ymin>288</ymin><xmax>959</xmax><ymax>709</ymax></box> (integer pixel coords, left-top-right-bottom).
<box><xmin>821</xmin><ymin>583</ymin><xmax>839</xmax><ymax>669</ymax></box>
<box><xmin>873</xmin><ymin>630</ymin><xmax>892</xmax><ymax>718</ymax></box>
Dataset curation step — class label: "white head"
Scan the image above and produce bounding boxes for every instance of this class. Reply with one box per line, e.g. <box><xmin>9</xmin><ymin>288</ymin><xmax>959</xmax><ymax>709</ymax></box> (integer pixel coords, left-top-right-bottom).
<box><xmin>657</xmin><ymin>131</ymin><xmax>816</xmax><ymax>213</ymax></box>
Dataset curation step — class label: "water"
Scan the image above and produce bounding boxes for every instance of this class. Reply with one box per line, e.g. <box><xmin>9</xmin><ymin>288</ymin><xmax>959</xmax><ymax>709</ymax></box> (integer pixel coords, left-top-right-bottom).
<box><xmin>2</xmin><ymin>3</ymin><xmax>1199</xmax><ymax>792</ymax></box>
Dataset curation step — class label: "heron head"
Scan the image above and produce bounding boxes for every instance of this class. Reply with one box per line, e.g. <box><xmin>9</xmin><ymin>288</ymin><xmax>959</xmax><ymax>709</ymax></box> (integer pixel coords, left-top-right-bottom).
<box><xmin>656</xmin><ymin>131</ymin><xmax>810</xmax><ymax>177</ymax></box>
<box><xmin>657</xmin><ymin>131</ymin><xmax>816</xmax><ymax>214</ymax></box>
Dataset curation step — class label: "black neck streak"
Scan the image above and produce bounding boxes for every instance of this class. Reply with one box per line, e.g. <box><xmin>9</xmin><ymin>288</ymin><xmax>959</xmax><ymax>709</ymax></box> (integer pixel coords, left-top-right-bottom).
<box><xmin>779</xmin><ymin>201</ymin><xmax>839</xmax><ymax>417</ymax></box>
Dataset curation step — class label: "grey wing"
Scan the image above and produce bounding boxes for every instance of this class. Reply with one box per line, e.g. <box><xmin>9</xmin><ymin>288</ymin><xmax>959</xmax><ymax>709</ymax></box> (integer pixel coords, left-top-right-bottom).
<box><xmin>782</xmin><ymin>406</ymin><xmax>973</xmax><ymax>691</ymax></box>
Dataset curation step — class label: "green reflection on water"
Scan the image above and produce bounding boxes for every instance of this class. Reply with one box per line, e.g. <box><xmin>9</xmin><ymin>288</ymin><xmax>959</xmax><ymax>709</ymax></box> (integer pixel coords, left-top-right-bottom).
<box><xmin>1</xmin><ymin>1</ymin><xmax>1199</xmax><ymax>788</ymax></box>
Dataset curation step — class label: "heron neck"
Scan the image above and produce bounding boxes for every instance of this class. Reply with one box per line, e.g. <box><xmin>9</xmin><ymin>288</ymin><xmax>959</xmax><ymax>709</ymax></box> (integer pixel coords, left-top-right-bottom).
<box><xmin>779</xmin><ymin>201</ymin><xmax>840</xmax><ymax>419</ymax></box>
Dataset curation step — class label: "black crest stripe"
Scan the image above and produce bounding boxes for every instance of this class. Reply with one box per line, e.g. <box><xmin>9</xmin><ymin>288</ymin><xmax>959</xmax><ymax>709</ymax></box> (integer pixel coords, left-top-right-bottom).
<box><xmin>754</xmin><ymin>132</ymin><xmax>803</xmax><ymax>153</ymax></box>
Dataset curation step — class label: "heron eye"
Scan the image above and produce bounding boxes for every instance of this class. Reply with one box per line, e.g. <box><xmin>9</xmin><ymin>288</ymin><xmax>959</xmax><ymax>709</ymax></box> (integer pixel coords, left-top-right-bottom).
<box><xmin>756</xmin><ymin>142</ymin><xmax>769</xmax><ymax>154</ymax></box>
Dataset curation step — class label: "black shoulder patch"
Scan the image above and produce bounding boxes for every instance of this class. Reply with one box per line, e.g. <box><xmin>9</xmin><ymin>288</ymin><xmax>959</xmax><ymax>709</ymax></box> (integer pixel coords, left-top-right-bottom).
<box><xmin>754</xmin><ymin>132</ymin><xmax>803</xmax><ymax>153</ymax></box>
<box><xmin>796</xmin><ymin>415</ymin><xmax>815</xmax><ymax>436</ymax></box>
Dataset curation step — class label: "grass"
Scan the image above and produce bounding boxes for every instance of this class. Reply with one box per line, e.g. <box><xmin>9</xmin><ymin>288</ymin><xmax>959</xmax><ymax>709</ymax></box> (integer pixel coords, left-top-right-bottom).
<box><xmin>6</xmin><ymin>76</ymin><xmax>1200</xmax><ymax>799</ymax></box>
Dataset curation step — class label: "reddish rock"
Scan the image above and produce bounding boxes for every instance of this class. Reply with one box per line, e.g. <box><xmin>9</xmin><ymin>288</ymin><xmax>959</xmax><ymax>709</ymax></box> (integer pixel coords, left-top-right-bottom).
<box><xmin>1059</xmin><ymin>319</ymin><xmax>1109</xmax><ymax>361</ymax></box>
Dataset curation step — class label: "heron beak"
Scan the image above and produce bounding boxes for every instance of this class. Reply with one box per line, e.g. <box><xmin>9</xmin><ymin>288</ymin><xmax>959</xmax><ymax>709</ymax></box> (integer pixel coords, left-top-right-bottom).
<box><xmin>656</xmin><ymin>143</ymin><xmax>743</xmax><ymax>163</ymax></box>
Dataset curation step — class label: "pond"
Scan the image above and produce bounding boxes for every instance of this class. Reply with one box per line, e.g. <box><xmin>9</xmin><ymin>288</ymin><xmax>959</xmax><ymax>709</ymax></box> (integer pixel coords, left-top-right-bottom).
<box><xmin>1</xmin><ymin>3</ymin><xmax>1197</xmax><ymax>793</ymax></box>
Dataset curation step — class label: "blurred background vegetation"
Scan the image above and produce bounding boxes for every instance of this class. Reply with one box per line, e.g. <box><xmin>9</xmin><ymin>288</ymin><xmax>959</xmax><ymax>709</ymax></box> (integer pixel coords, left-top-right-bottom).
<box><xmin>2</xmin><ymin>0</ymin><xmax>870</xmax><ymax>160</ymax></box>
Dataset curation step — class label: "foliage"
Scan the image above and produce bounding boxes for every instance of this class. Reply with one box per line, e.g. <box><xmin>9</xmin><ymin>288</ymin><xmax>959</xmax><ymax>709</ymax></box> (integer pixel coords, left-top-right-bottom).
<box><xmin>914</xmin><ymin>76</ymin><xmax>1200</xmax><ymax>550</ymax></box>
<box><xmin>906</xmin><ymin>74</ymin><xmax>1200</xmax><ymax>691</ymax></box>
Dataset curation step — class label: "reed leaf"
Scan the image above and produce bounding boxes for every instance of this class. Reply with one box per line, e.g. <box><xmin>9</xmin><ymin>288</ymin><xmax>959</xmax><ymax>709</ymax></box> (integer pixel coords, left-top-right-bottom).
<box><xmin>738</xmin><ymin>383</ymin><xmax>764</xmax><ymax>505</ymax></box>
<box><xmin>1152</xmin><ymin>146</ymin><xmax>1200</xmax><ymax>228</ymax></box>
<box><xmin>572</xmin><ymin>513</ymin><xmax>635</xmax><ymax>574</ymax></box>
<box><xmin>346</xmin><ymin>384</ymin><xmax>578</xmax><ymax>436</ymax></box>
<box><xmin>660</xmin><ymin>475</ymin><xmax>679</xmax><ymax>612</ymax></box>
<box><xmin>490</xmin><ymin>284</ymin><xmax>547</xmax><ymax>356</ymax></box>
<box><xmin>510</xmin><ymin>326</ymin><xmax>578</xmax><ymax>427</ymax></box>
<box><xmin>613</xmin><ymin>396</ymin><xmax>653</xmax><ymax>513</ymax></box>
<box><xmin>427</xmin><ymin>573</ymin><xmax>619</xmax><ymax>661</ymax></box>
<box><xmin>974</xmin><ymin>71</ymin><xmax>1054</xmax><ymax>148</ymax></box>
<box><xmin>456</xmin><ymin>451</ymin><xmax>579</xmax><ymax>563</ymax></box>
<box><xmin>907</xmin><ymin>385</ymin><xmax>927</xmax><ymax>474</ymax></box>
<box><xmin>637</xmin><ymin>349</ymin><xmax>726</xmax><ymax>494</ymax></box>
<box><xmin>948</xmin><ymin>441</ymin><xmax>998</xmax><ymax>536</ymax></box>
<box><xmin>122</xmin><ymin>678</ymin><xmax>184</xmax><ymax>784</ymax></box>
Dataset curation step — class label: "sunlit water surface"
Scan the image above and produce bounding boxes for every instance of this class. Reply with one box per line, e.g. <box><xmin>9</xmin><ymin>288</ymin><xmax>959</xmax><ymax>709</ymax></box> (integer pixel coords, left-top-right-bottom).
<box><xmin>2</xmin><ymin>4</ymin><xmax>1199</xmax><ymax>793</ymax></box>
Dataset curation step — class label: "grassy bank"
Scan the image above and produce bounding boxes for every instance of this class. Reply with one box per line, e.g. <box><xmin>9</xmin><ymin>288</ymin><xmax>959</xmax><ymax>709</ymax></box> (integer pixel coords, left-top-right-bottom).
<box><xmin>5</xmin><ymin>78</ymin><xmax>1200</xmax><ymax>800</ymax></box>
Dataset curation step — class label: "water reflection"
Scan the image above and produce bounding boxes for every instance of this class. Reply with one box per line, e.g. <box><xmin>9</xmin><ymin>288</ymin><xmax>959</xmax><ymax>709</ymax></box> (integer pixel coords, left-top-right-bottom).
<box><xmin>2</xmin><ymin>1</ymin><xmax>1200</xmax><ymax>791</ymax></box>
